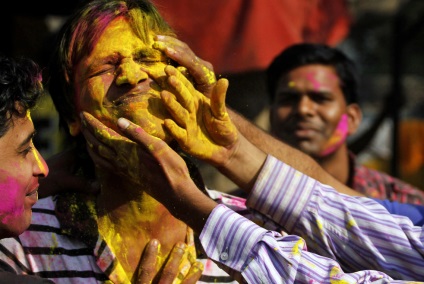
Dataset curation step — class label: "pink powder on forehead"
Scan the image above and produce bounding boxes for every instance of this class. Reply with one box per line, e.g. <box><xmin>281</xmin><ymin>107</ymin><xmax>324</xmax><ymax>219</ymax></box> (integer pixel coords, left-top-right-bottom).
<box><xmin>319</xmin><ymin>113</ymin><xmax>349</xmax><ymax>157</ymax></box>
<box><xmin>0</xmin><ymin>174</ymin><xmax>24</xmax><ymax>224</ymax></box>
<box><xmin>306</xmin><ymin>72</ymin><xmax>321</xmax><ymax>91</ymax></box>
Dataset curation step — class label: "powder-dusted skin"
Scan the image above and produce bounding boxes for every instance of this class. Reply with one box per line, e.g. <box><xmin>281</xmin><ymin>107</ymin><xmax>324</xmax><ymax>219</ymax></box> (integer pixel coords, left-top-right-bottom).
<box><xmin>319</xmin><ymin>113</ymin><xmax>349</xmax><ymax>157</ymax></box>
<box><xmin>270</xmin><ymin>65</ymin><xmax>350</xmax><ymax>158</ymax></box>
<box><xmin>0</xmin><ymin>112</ymin><xmax>48</xmax><ymax>239</ymax></box>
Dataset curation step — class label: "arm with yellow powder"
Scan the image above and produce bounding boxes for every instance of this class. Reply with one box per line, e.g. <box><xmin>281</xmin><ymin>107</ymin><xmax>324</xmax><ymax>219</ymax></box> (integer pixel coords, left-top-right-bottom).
<box><xmin>150</xmin><ymin>67</ymin><xmax>424</xmax><ymax>280</ymax></box>
<box><xmin>81</xmin><ymin>70</ymin><xmax>419</xmax><ymax>281</ymax></box>
<box><xmin>79</xmin><ymin>111</ymin><xmax>395</xmax><ymax>284</ymax></box>
<box><xmin>153</xmin><ymin>35</ymin><xmax>363</xmax><ymax>197</ymax></box>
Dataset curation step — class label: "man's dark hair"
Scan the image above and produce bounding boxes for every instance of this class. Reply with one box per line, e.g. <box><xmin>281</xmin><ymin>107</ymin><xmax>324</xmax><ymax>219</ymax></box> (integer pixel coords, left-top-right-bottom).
<box><xmin>0</xmin><ymin>56</ymin><xmax>43</xmax><ymax>137</ymax></box>
<box><xmin>266</xmin><ymin>43</ymin><xmax>358</xmax><ymax>104</ymax></box>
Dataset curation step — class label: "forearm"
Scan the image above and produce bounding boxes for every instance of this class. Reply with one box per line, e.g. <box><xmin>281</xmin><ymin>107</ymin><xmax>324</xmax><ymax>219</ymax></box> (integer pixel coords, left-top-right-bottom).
<box><xmin>228</xmin><ymin>107</ymin><xmax>364</xmax><ymax>196</ymax></box>
<box><xmin>216</xmin><ymin>132</ymin><xmax>267</xmax><ymax>192</ymax></box>
<box><xmin>248</xmin><ymin>156</ymin><xmax>424</xmax><ymax>279</ymax></box>
<box><xmin>201</xmin><ymin>205</ymin><xmax>394</xmax><ymax>283</ymax></box>
<box><xmin>163</xmin><ymin>180</ymin><xmax>217</xmax><ymax>233</ymax></box>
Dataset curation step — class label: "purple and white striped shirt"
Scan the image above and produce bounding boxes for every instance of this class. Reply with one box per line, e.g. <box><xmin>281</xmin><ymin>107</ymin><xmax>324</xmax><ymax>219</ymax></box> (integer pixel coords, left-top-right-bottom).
<box><xmin>200</xmin><ymin>155</ymin><xmax>424</xmax><ymax>283</ymax></box>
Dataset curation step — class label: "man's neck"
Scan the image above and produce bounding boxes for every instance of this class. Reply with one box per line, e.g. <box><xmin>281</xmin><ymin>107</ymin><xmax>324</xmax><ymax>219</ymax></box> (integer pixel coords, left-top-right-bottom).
<box><xmin>94</xmin><ymin>168</ymin><xmax>190</xmax><ymax>280</ymax></box>
<box><xmin>316</xmin><ymin>144</ymin><xmax>351</xmax><ymax>186</ymax></box>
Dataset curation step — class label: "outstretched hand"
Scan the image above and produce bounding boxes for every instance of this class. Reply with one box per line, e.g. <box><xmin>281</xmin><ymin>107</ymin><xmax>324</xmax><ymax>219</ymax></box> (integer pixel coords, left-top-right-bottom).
<box><xmin>152</xmin><ymin>36</ymin><xmax>267</xmax><ymax>190</ymax></box>
<box><xmin>161</xmin><ymin>65</ymin><xmax>239</xmax><ymax>167</ymax></box>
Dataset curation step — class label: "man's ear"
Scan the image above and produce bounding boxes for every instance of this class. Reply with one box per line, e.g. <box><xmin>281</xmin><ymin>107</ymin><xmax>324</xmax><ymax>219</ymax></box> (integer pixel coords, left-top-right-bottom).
<box><xmin>67</xmin><ymin>118</ymin><xmax>82</xmax><ymax>136</ymax></box>
<box><xmin>346</xmin><ymin>103</ymin><xmax>362</xmax><ymax>135</ymax></box>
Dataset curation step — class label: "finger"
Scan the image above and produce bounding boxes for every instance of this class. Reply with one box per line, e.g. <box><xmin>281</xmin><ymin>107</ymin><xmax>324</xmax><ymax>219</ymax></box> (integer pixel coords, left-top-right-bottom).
<box><xmin>135</xmin><ymin>239</ymin><xmax>160</xmax><ymax>284</ymax></box>
<box><xmin>81</xmin><ymin>111</ymin><xmax>132</xmax><ymax>144</ymax></box>
<box><xmin>157</xmin><ymin>242</ymin><xmax>187</xmax><ymax>284</ymax></box>
<box><xmin>163</xmin><ymin>119</ymin><xmax>188</xmax><ymax>149</ymax></box>
<box><xmin>117</xmin><ymin>118</ymin><xmax>182</xmax><ymax>176</ymax></box>
<box><xmin>185</xmin><ymin>228</ymin><xmax>195</xmax><ymax>261</ymax></box>
<box><xmin>176</xmin><ymin>66</ymin><xmax>191</xmax><ymax>80</ymax></box>
<box><xmin>153</xmin><ymin>36</ymin><xmax>198</xmax><ymax>69</ymax></box>
<box><xmin>210</xmin><ymin>78</ymin><xmax>229</xmax><ymax>120</ymax></box>
<box><xmin>154</xmin><ymin>36</ymin><xmax>216</xmax><ymax>95</ymax></box>
<box><xmin>181</xmin><ymin>261</ymin><xmax>204</xmax><ymax>284</ymax></box>
<box><xmin>161</xmin><ymin>90</ymin><xmax>189</xmax><ymax>128</ymax></box>
<box><xmin>82</xmin><ymin>125</ymin><xmax>116</xmax><ymax>162</ymax></box>
<box><xmin>117</xmin><ymin>118</ymin><xmax>168</xmax><ymax>156</ymax></box>
<box><xmin>165</xmin><ymin>66</ymin><xmax>198</xmax><ymax>98</ymax></box>
<box><xmin>167</xmin><ymin>75</ymin><xmax>194</xmax><ymax>111</ymax></box>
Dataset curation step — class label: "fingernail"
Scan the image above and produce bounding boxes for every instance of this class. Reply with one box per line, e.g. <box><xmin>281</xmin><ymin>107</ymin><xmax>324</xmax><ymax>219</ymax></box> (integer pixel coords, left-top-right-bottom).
<box><xmin>176</xmin><ymin>243</ymin><xmax>186</xmax><ymax>250</ymax></box>
<box><xmin>193</xmin><ymin>262</ymin><xmax>204</xmax><ymax>271</ymax></box>
<box><xmin>117</xmin><ymin>118</ymin><xmax>130</xmax><ymax>129</ymax></box>
<box><xmin>156</xmin><ymin>35</ymin><xmax>165</xmax><ymax>40</ymax></box>
<box><xmin>166</xmin><ymin>47</ymin><xmax>176</xmax><ymax>55</ymax></box>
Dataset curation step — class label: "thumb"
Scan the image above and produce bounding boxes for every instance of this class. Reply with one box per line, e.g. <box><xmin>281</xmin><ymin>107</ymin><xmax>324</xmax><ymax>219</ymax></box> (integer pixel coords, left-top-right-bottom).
<box><xmin>117</xmin><ymin>118</ymin><xmax>159</xmax><ymax>150</ymax></box>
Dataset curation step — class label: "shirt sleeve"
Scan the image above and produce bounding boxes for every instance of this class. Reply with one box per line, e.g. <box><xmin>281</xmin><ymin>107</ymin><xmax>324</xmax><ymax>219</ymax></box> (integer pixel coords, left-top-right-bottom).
<box><xmin>199</xmin><ymin>204</ymin><xmax>393</xmax><ymax>283</ymax></box>
<box><xmin>373</xmin><ymin>199</ymin><xmax>424</xmax><ymax>226</ymax></box>
<box><xmin>246</xmin><ymin>155</ymin><xmax>424</xmax><ymax>280</ymax></box>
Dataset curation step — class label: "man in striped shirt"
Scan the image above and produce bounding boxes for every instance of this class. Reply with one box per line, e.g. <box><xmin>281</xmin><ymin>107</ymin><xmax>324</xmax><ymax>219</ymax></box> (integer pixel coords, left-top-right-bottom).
<box><xmin>77</xmin><ymin>70</ymin><xmax>423</xmax><ymax>282</ymax></box>
<box><xmin>112</xmin><ymin>67</ymin><xmax>421</xmax><ymax>282</ymax></box>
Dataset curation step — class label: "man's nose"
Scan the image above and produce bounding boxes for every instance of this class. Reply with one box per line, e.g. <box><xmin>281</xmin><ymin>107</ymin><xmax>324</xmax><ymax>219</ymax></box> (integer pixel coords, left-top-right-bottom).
<box><xmin>297</xmin><ymin>95</ymin><xmax>316</xmax><ymax>116</ymax></box>
<box><xmin>115</xmin><ymin>59</ymin><xmax>149</xmax><ymax>86</ymax></box>
<box><xmin>33</xmin><ymin>148</ymin><xmax>49</xmax><ymax>178</ymax></box>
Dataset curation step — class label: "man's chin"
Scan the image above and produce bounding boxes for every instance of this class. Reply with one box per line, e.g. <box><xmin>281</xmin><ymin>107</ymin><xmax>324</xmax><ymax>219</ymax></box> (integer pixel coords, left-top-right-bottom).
<box><xmin>296</xmin><ymin>142</ymin><xmax>322</xmax><ymax>157</ymax></box>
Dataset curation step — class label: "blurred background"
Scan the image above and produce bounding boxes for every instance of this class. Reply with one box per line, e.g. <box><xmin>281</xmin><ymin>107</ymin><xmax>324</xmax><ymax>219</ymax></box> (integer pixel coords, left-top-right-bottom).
<box><xmin>1</xmin><ymin>0</ymin><xmax>423</xmax><ymax>192</ymax></box>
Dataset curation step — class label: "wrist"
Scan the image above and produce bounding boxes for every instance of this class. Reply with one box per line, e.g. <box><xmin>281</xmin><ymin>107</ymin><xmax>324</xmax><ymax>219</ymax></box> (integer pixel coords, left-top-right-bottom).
<box><xmin>217</xmin><ymin>133</ymin><xmax>267</xmax><ymax>192</ymax></box>
<box><xmin>165</xmin><ymin>181</ymin><xmax>217</xmax><ymax>233</ymax></box>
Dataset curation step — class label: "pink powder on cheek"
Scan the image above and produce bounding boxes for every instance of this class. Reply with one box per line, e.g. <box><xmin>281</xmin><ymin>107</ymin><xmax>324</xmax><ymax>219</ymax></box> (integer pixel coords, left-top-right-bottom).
<box><xmin>0</xmin><ymin>174</ymin><xmax>24</xmax><ymax>225</ymax></box>
<box><xmin>319</xmin><ymin>114</ymin><xmax>349</xmax><ymax>157</ymax></box>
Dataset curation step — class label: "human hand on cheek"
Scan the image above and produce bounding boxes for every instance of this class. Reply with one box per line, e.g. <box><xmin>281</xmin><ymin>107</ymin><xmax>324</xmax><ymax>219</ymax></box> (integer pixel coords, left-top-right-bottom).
<box><xmin>153</xmin><ymin>35</ymin><xmax>216</xmax><ymax>98</ymax></box>
<box><xmin>160</xmin><ymin>65</ymin><xmax>239</xmax><ymax>167</ymax></box>
<box><xmin>79</xmin><ymin>112</ymin><xmax>155</xmax><ymax>188</ymax></box>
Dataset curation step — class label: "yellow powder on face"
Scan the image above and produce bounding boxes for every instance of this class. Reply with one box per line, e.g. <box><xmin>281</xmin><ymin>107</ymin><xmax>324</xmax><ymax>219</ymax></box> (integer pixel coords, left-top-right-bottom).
<box><xmin>288</xmin><ymin>81</ymin><xmax>296</xmax><ymax>88</ymax></box>
<box><xmin>25</xmin><ymin>112</ymin><xmax>47</xmax><ymax>172</ymax></box>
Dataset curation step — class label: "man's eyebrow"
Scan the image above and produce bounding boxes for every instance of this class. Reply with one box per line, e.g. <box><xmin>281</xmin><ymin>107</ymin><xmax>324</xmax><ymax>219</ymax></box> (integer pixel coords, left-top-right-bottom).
<box><xmin>19</xmin><ymin>130</ymin><xmax>36</xmax><ymax>148</ymax></box>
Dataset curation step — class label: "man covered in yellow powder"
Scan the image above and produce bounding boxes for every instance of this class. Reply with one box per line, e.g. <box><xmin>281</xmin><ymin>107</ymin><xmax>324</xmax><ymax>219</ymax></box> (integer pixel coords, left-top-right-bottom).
<box><xmin>0</xmin><ymin>0</ymin><xmax>282</xmax><ymax>283</ymax></box>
